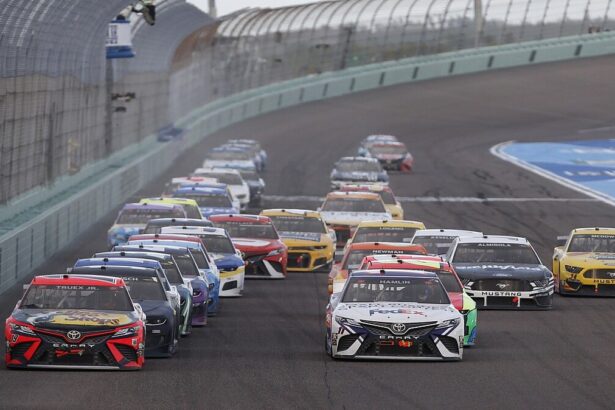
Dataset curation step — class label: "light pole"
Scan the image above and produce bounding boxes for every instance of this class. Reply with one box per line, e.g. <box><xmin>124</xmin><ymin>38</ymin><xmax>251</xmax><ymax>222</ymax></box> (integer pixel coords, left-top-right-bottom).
<box><xmin>474</xmin><ymin>0</ymin><xmax>483</xmax><ymax>47</ymax></box>
<box><xmin>208</xmin><ymin>0</ymin><xmax>217</xmax><ymax>18</ymax></box>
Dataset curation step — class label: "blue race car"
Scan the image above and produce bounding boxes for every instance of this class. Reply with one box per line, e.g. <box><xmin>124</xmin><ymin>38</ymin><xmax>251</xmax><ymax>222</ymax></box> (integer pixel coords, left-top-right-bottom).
<box><xmin>172</xmin><ymin>186</ymin><xmax>239</xmax><ymax>218</ymax></box>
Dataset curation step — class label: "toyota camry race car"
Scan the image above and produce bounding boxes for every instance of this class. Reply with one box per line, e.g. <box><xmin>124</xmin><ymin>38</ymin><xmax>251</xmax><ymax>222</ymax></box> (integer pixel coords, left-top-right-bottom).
<box><xmin>329</xmin><ymin>242</ymin><xmax>428</xmax><ymax>294</ymax></box>
<box><xmin>210</xmin><ymin>214</ymin><xmax>288</xmax><ymax>279</ymax></box>
<box><xmin>340</xmin><ymin>184</ymin><xmax>404</xmax><ymax>220</ymax></box>
<box><xmin>411</xmin><ymin>229</ymin><xmax>483</xmax><ymax>256</ymax></box>
<box><xmin>325</xmin><ymin>269</ymin><xmax>463</xmax><ymax>360</ymax></box>
<box><xmin>107</xmin><ymin>203</ymin><xmax>186</xmax><ymax>248</ymax></box>
<box><xmin>357</xmin><ymin>135</ymin><xmax>398</xmax><ymax>157</ymax></box>
<box><xmin>366</xmin><ymin>141</ymin><xmax>413</xmax><ymax>172</ymax></box>
<box><xmin>260</xmin><ymin>209</ymin><xmax>335</xmax><ymax>272</ymax></box>
<box><xmin>330</xmin><ymin>157</ymin><xmax>388</xmax><ymax>190</ymax></box>
<box><xmin>6</xmin><ymin>274</ymin><xmax>145</xmax><ymax>370</ymax></box>
<box><xmin>320</xmin><ymin>191</ymin><xmax>392</xmax><ymax>247</ymax></box>
<box><xmin>553</xmin><ymin>227</ymin><xmax>615</xmax><ymax>296</ymax></box>
<box><xmin>448</xmin><ymin>235</ymin><xmax>554</xmax><ymax>309</ymax></box>
<box><xmin>360</xmin><ymin>255</ymin><xmax>477</xmax><ymax>346</ymax></box>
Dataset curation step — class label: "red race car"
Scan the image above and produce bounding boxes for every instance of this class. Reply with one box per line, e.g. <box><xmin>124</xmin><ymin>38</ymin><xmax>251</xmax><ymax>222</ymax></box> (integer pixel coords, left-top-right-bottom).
<box><xmin>5</xmin><ymin>274</ymin><xmax>145</xmax><ymax>370</ymax></box>
<box><xmin>209</xmin><ymin>214</ymin><xmax>288</xmax><ymax>279</ymax></box>
<box><xmin>367</xmin><ymin>141</ymin><xmax>413</xmax><ymax>172</ymax></box>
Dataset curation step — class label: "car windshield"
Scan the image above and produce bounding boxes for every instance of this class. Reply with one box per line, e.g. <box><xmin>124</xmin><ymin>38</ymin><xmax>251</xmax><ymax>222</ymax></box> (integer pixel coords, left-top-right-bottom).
<box><xmin>336</xmin><ymin>161</ymin><xmax>382</xmax><ymax>173</ymax></box>
<box><xmin>352</xmin><ymin>227</ymin><xmax>417</xmax><ymax>244</ymax></box>
<box><xmin>160</xmin><ymin>259</ymin><xmax>184</xmax><ymax>284</ymax></box>
<box><xmin>369</xmin><ymin>145</ymin><xmax>407</xmax><ymax>156</ymax></box>
<box><xmin>378</xmin><ymin>191</ymin><xmax>396</xmax><ymax>204</ymax></box>
<box><xmin>21</xmin><ymin>285</ymin><xmax>133</xmax><ymax>311</ymax></box>
<box><xmin>117</xmin><ymin>208</ymin><xmax>184</xmax><ymax>225</ymax></box>
<box><xmin>343</xmin><ymin>249</ymin><xmax>425</xmax><ymax>270</ymax></box>
<box><xmin>181</xmin><ymin>193</ymin><xmax>232</xmax><ymax>208</ymax></box>
<box><xmin>568</xmin><ymin>234</ymin><xmax>615</xmax><ymax>253</ymax></box>
<box><xmin>188</xmin><ymin>249</ymin><xmax>209</xmax><ymax>271</ymax></box>
<box><xmin>214</xmin><ymin>222</ymin><xmax>278</xmax><ymax>239</ymax></box>
<box><xmin>117</xmin><ymin>275</ymin><xmax>166</xmax><ymax>301</ymax></box>
<box><xmin>240</xmin><ymin>171</ymin><xmax>259</xmax><ymax>182</ymax></box>
<box><xmin>321</xmin><ymin>198</ymin><xmax>386</xmax><ymax>213</ymax></box>
<box><xmin>194</xmin><ymin>172</ymin><xmax>242</xmax><ymax>185</ymax></box>
<box><xmin>342</xmin><ymin>277</ymin><xmax>450</xmax><ymax>304</ymax></box>
<box><xmin>412</xmin><ymin>236</ymin><xmax>456</xmax><ymax>255</ymax></box>
<box><xmin>180</xmin><ymin>204</ymin><xmax>201</xmax><ymax>219</ymax></box>
<box><xmin>173</xmin><ymin>254</ymin><xmax>199</xmax><ymax>277</ymax></box>
<box><xmin>269</xmin><ymin>216</ymin><xmax>326</xmax><ymax>234</ymax></box>
<box><xmin>452</xmin><ymin>243</ymin><xmax>539</xmax><ymax>264</ymax></box>
<box><xmin>436</xmin><ymin>270</ymin><xmax>463</xmax><ymax>293</ymax></box>
<box><xmin>200</xmin><ymin>235</ymin><xmax>236</xmax><ymax>254</ymax></box>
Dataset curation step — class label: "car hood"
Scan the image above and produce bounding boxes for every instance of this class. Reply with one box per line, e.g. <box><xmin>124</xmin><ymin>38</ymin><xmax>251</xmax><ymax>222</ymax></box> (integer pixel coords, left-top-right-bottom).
<box><xmin>232</xmin><ymin>238</ymin><xmax>282</xmax><ymax>252</ymax></box>
<box><xmin>15</xmin><ymin>309</ymin><xmax>138</xmax><ymax>330</ymax></box>
<box><xmin>334</xmin><ymin>302</ymin><xmax>458</xmax><ymax>323</ymax></box>
<box><xmin>561</xmin><ymin>252</ymin><xmax>615</xmax><ymax>267</ymax></box>
<box><xmin>212</xmin><ymin>253</ymin><xmax>244</xmax><ymax>269</ymax></box>
<box><xmin>279</xmin><ymin>231</ymin><xmax>323</xmax><ymax>243</ymax></box>
<box><xmin>452</xmin><ymin>263</ymin><xmax>551</xmax><ymax>280</ymax></box>
<box><xmin>321</xmin><ymin>211</ymin><xmax>391</xmax><ymax>226</ymax></box>
<box><xmin>134</xmin><ymin>300</ymin><xmax>173</xmax><ymax>317</ymax></box>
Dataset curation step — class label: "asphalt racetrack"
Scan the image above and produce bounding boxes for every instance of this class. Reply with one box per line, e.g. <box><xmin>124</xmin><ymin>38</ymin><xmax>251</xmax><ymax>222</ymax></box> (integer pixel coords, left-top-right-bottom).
<box><xmin>2</xmin><ymin>56</ymin><xmax>615</xmax><ymax>409</ymax></box>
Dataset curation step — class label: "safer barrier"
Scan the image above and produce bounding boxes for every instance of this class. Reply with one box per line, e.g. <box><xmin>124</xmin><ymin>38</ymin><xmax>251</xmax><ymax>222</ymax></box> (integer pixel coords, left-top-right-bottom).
<box><xmin>2</xmin><ymin>29</ymin><xmax>613</xmax><ymax>294</ymax></box>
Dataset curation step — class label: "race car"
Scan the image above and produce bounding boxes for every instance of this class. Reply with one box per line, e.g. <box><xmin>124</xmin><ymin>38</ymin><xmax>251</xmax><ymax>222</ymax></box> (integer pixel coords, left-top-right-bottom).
<box><xmin>329</xmin><ymin>242</ymin><xmax>428</xmax><ymax>294</ymax></box>
<box><xmin>162</xmin><ymin>176</ymin><xmax>219</xmax><ymax>197</ymax></box>
<box><xmin>203</xmin><ymin>146</ymin><xmax>258</xmax><ymax>171</ymax></box>
<box><xmin>172</xmin><ymin>186</ymin><xmax>239</xmax><ymax>218</ymax></box>
<box><xmin>339</xmin><ymin>184</ymin><xmax>404</xmax><ymax>220</ymax></box>
<box><xmin>227</xmin><ymin>139</ymin><xmax>267</xmax><ymax>170</ymax></box>
<box><xmin>69</xmin><ymin>263</ymin><xmax>181</xmax><ymax>356</ymax></box>
<box><xmin>260</xmin><ymin>209</ymin><xmax>335</xmax><ymax>272</ymax></box>
<box><xmin>209</xmin><ymin>214</ymin><xmax>288</xmax><ymax>279</ymax></box>
<box><xmin>152</xmin><ymin>227</ymin><xmax>245</xmax><ymax>297</ymax></box>
<box><xmin>139</xmin><ymin>197</ymin><xmax>204</xmax><ymax>220</ymax></box>
<box><xmin>319</xmin><ymin>191</ymin><xmax>392</xmax><ymax>247</ymax></box>
<box><xmin>325</xmin><ymin>269</ymin><xmax>463</xmax><ymax>360</ymax></box>
<box><xmin>330</xmin><ymin>157</ymin><xmax>389</xmax><ymax>190</ymax></box>
<box><xmin>359</xmin><ymin>255</ymin><xmax>477</xmax><ymax>346</ymax></box>
<box><xmin>553</xmin><ymin>227</ymin><xmax>615</xmax><ymax>295</ymax></box>
<box><xmin>411</xmin><ymin>229</ymin><xmax>483</xmax><ymax>256</ymax></box>
<box><xmin>6</xmin><ymin>274</ymin><xmax>145</xmax><ymax>370</ymax></box>
<box><xmin>107</xmin><ymin>203</ymin><xmax>186</xmax><ymax>248</ymax></box>
<box><xmin>192</xmin><ymin>168</ymin><xmax>250</xmax><ymax>209</ymax></box>
<box><xmin>365</xmin><ymin>141</ymin><xmax>413</xmax><ymax>172</ymax></box>
<box><xmin>238</xmin><ymin>169</ymin><xmax>266</xmax><ymax>207</ymax></box>
<box><xmin>448</xmin><ymin>235</ymin><xmax>554</xmax><ymax>309</ymax></box>
<box><xmin>357</xmin><ymin>134</ymin><xmax>398</xmax><ymax>157</ymax></box>
<box><xmin>345</xmin><ymin>219</ymin><xmax>426</xmax><ymax>249</ymax></box>
<box><xmin>142</xmin><ymin>218</ymin><xmax>213</xmax><ymax>234</ymax></box>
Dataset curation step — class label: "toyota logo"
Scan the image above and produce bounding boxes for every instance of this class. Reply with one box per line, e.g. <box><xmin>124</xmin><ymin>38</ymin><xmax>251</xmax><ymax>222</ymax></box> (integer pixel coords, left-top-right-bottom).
<box><xmin>66</xmin><ymin>330</ymin><xmax>81</xmax><ymax>341</ymax></box>
<box><xmin>391</xmin><ymin>323</ymin><xmax>406</xmax><ymax>333</ymax></box>
<box><xmin>496</xmin><ymin>283</ymin><xmax>509</xmax><ymax>290</ymax></box>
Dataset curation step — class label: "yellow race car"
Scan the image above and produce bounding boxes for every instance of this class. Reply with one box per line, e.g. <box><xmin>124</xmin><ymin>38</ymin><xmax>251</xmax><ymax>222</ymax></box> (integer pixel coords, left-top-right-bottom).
<box><xmin>553</xmin><ymin>227</ymin><xmax>615</xmax><ymax>296</ymax></box>
<box><xmin>261</xmin><ymin>209</ymin><xmax>335</xmax><ymax>272</ymax></box>
<box><xmin>139</xmin><ymin>197</ymin><xmax>204</xmax><ymax>220</ymax></box>
<box><xmin>344</xmin><ymin>219</ymin><xmax>426</xmax><ymax>251</ymax></box>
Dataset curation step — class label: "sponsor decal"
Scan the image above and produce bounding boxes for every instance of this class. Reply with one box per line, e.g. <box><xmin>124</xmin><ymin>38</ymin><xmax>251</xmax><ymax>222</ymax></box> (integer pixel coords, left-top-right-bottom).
<box><xmin>457</xmin><ymin>264</ymin><xmax>543</xmax><ymax>271</ymax></box>
<box><xmin>595</xmin><ymin>279</ymin><xmax>615</xmax><ymax>284</ymax></box>
<box><xmin>472</xmin><ymin>291</ymin><xmax>523</xmax><ymax>296</ymax></box>
<box><xmin>280</xmin><ymin>231</ymin><xmax>322</xmax><ymax>242</ymax></box>
<box><xmin>477</xmin><ymin>243</ymin><xmax>512</xmax><ymax>247</ymax></box>
<box><xmin>369</xmin><ymin>308</ymin><xmax>427</xmax><ymax>316</ymax></box>
<box><xmin>28</xmin><ymin>311</ymin><xmax>133</xmax><ymax>327</ymax></box>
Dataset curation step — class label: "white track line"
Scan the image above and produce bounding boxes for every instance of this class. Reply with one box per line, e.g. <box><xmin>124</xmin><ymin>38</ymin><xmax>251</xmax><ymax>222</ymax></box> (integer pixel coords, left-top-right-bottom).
<box><xmin>490</xmin><ymin>140</ymin><xmax>615</xmax><ymax>208</ymax></box>
<box><xmin>262</xmin><ymin>194</ymin><xmax>597</xmax><ymax>203</ymax></box>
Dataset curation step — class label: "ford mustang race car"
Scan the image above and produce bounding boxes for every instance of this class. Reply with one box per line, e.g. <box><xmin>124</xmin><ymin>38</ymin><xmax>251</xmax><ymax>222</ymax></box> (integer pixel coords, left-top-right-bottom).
<box><xmin>330</xmin><ymin>157</ymin><xmax>389</xmax><ymax>190</ymax></box>
<box><xmin>360</xmin><ymin>255</ymin><xmax>477</xmax><ymax>346</ymax></box>
<box><xmin>143</xmin><ymin>218</ymin><xmax>213</xmax><ymax>234</ymax></box>
<box><xmin>357</xmin><ymin>134</ymin><xmax>398</xmax><ymax>157</ymax></box>
<box><xmin>339</xmin><ymin>184</ymin><xmax>404</xmax><ymax>220</ymax></box>
<box><xmin>192</xmin><ymin>168</ymin><xmax>250</xmax><ymax>209</ymax></box>
<box><xmin>553</xmin><ymin>227</ymin><xmax>615</xmax><ymax>296</ymax></box>
<box><xmin>69</xmin><ymin>264</ymin><xmax>181</xmax><ymax>357</ymax></box>
<box><xmin>411</xmin><ymin>229</ymin><xmax>483</xmax><ymax>256</ymax></box>
<box><xmin>325</xmin><ymin>269</ymin><xmax>463</xmax><ymax>360</ymax></box>
<box><xmin>107</xmin><ymin>203</ymin><xmax>186</xmax><ymax>248</ymax></box>
<box><xmin>319</xmin><ymin>191</ymin><xmax>392</xmax><ymax>247</ymax></box>
<box><xmin>139</xmin><ymin>197</ymin><xmax>204</xmax><ymax>220</ymax></box>
<box><xmin>210</xmin><ymin>214</ymin><xmax>288</xmax><ymax>279</ymax></box>
<box><xmin>345</xmin><ymin>219</ymin><xmax>426</xmax><ymax>249</ymax></box>
<box><xmin>365</xmin><ymin>141</ymin><xmax>413</xmax><ymax>172</ymax></box>
<box><xmin>448</xmin><ymin>235</ymin><xmax>554</xmax><ymax>309</ymax></box>
<box><xmin>260</xmin><ymin>209</ymin><xmax>335</xmax><ymax>272</ymax></box>
<box><xmin>6</xmin><ymin>274</ymin><xmax>145</xmax><ymax>370</ymax></box>
<box><xmin>173</xmin><ymin>186</ymin><xmax>239</xmax><ymax>218</ymax></box>
<box><xmin>329</xmin><ymin>242</ymin><xmax>428</xmax><ymax>294</ymax></box>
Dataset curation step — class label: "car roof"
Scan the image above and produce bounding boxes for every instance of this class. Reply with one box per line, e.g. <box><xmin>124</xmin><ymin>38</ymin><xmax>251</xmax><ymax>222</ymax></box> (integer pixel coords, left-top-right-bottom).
<box><xmin>31</xmin><ymin>274</ymin><xmax>126</xmax><ymax>287</ymax></box>
<box><xmin>364</xmin><ymin>259</ymin><xmax>443</xmax><ymax>271</ymax></box>
<box><xmin>413</xmin><ymin>229</ymin><xmax>483</xmax><ymax>237</ymax></box>
<box><xmin>339</xmin><ymin>184</ymin><xmax>393</xmax><ymax>193</ymax></box>
<box><xmin>325</xmin><ymin>191</ymin><xmax>382</xmax><ymax>200</ymax></box>
<box><xmin>174</xmin><ymin>186</ymin><xmax>227</xmax><ymax>195</ymax></box>
<box><xmin>76</xmin><ymin>258</ymin><xmax>162</xmax><ymax>269</ymax></box>
<box><xmin>356</xmin><ymin>220</ymin><xmax>425</xmax><ymax>229</ymax></box>
<box><xmin>370</xmin><ymin>141</ymin><xmax>405</xmax><ymax>148</ymax></box>
<box><xmin>127</xmin><ymin>239</ymin><xmax>203</xmax><ymax>249</ymax></box>
<box><xmin>139</xmin><ymin>197</ymin><xmax>199</xmax><ymax>207</ymax></box>
<box><xmin>114</xmin><ymin>244</ymin><xmax>192</xmax><ymax>255</ymax></box>
<box><xmin>364</xmin><ymin>134</ymin><xmax>397</xmax><ymax>142</ymax></box>
<box><xmin>146</xmin><ymin>218</ymin><xmax>212</xmax><ymax>227</ymax></box>
<box><xmin>161</xmin><ymin>226</ymin><xmax>227</xmax><ymax>236</ymax></box>
<box><xmin>455</xmin><ymin>235</ymin><xmax>530</xmax><ymax>245</ymax></box>
<box><xmin>121</xmin><ymin>202</ymin><xmax>181</xmax><ymax>211</ymax></box>
<box><xmin>337</xmin><ymin>156</ymin><xmax>379</xmax><ymax>163</ymax></box>
<box><xmin>70</xmin><ymin>265</ymin><xmax>158</xmax><ymax>275</ymax></box>
<box><xmin>350</xmin><ymin>269</ymin><xmax>438</xmax><ymax>279</ymax></box>
<box><xmin>348</xmin><ymin>242</ymin><xmax>426</xmax><ymax>251</ymax></box>
<box><xmin>571</xmin><ymin>227</ymin><xmax>615</xmax><ymax>235</ymax></box>
<box><xmin>260</xmin><ymin>209</ymin><xmax>321</xmax><ymax>219</ymax></box>
<box><xmin>193</xmin><ymin>167</ymin><xmax>241</xmax><ymax>175</ymax></box>
<box><xmin>94</xmin><ymin>251</ymin><xmax>173</xmax><ymax>261</ymax></box>
<box><xmin>209</xmin><ymin>214</ymin><xmax>272</xmax><ymax>224</ymax></box>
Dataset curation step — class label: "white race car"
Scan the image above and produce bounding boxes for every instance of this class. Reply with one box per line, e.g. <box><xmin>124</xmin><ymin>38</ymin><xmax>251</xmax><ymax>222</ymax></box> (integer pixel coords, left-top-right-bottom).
<box><xmin>325</xmin><ymin>269</ymin><xmax>464</xmax><ymax>360</ymax></box>
<box><xmin>193</xmin><ymin>168</ymin><xmax>251</xmax><ymax>210</ymax></box>
<box><xmin>411</xmin><ymin>229</ymin><xmax>483</xmax><ymax>256</ymax></box>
